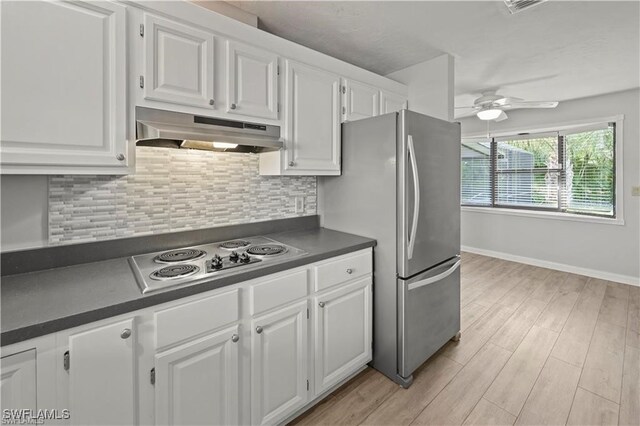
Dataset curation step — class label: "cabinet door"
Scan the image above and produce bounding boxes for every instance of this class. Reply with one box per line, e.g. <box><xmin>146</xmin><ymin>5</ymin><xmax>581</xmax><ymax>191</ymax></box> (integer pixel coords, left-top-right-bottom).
<box><xmin>380</xmin><ymin>90</ymin><xmax>408</xmax><ymax>114</ymax></box>
<box><xmin>314</xmin><ymin>278</ymin><xmax>372</xmax><ymax>394</ymax></box>
<box><xmin>0</xmin><ymin>1</ymin><xmax>127</xmax><ymax>172</ymax></box>
<box><xmin>284</xmin><ymin>60</ymin><xmax>341</xmax><ymax>174</ymax></box>
<box><xmin>1</xmin><ymin>350</ymin><xmax>37</xmax><ymax>413</ymax></box>
<box><xmin>343</xmin><ymin>79</ymin><xmax>380</xmax><ymax>122</ymax></box>
<box><xmin>155</xmin><ymin>325</ymin><xmax>240</xmax><ymax>426</ymax></box>
<box><xmin>251</xmin><ymin>300</ymin><xmax>308</xmax><ymax>425</ymax></box>
<box><xmin>143</xmin><ymin>14</ymin><xmax>215</xmax><ymax>109</ymax></box>
<box><xmin>226</xmin><ymin>41</ymin><xmax>278</xmax><ymax>119</ymax></box>
<box><xmin>68</xmin><ymin>318</ymin><xmax>135</xmax><ymax>425</ymax></box>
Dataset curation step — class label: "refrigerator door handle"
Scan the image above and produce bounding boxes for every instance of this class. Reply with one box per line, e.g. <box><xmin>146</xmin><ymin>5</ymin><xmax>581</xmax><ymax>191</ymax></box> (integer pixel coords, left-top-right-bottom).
<box><xmin>407</xmin><ymin>135</ymin><xmax>420</xmax><ymax>260</ymax></box>
<box><xmin>407</xmin><ymin>259</ymin><xmax>461</xmax><ymax>291</ymax></box>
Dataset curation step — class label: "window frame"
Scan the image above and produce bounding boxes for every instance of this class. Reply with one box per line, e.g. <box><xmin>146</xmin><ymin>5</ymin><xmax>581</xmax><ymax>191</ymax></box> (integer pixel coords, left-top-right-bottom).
<box><xmin>461</xmin><ymin>115</ymin><xmax>624</xmax><ymax>226</ymax></box>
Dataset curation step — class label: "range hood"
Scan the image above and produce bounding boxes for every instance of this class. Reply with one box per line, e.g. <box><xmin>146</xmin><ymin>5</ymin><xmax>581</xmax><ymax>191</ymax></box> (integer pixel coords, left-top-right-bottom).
<box><xmin>135</xmin><ymin>107</ymin><xmax>283</xmax><ymax>153</ymax></box>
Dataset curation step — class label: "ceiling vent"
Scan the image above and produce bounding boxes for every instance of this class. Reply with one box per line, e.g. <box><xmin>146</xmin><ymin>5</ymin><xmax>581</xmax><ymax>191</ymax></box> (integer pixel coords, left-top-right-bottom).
<box><xmin>504</xmin><ymin>0</ymin><xmax>548</xmax><ymax>14</ymax></box>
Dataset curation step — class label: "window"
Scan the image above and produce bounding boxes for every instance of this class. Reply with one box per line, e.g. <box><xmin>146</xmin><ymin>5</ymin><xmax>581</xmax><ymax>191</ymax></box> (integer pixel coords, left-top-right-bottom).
<box><xmin>461</xmin><ymin>122</ymin><xmax>616</xmax><ymax>218</ymax></box>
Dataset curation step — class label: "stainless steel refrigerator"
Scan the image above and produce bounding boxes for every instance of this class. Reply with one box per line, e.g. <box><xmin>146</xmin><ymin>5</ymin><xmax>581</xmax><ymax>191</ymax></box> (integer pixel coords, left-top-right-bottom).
<box><xmin>321</xmin><ymin>110</ymin><xmax>461</xmax><ymax>387</ymax></box>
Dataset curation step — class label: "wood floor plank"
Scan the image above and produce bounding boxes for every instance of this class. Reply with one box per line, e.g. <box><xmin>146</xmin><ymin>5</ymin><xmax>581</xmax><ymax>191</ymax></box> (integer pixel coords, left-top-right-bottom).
<box><xmin>579</xmin><ymin>319</ymin><xmax>626</xmax><ymax>403</ymax></box>
<box><xmin>598</xmin><ymin>282</ymin><xmax>630</xmax><ymax>328</ymax></box>
<box><xmin>292</xmin><ymin>369</ymin><xmax>381</xmax><ymax>425</ymax></box>
<box><xmin>535</xmin><ymin>288</ymin><xmax>580</xmax><ymax>332</ymax></box>
<box><xmin>441</xmin><ymin>305</ymin><xmax>514</xmax><ymax>364</ymax></box>
<box><xmin>490</xmin><ymin>298</ymin><xmax>547</xmax><ymax>352</ymax></box>
<box><xmin>515</xmin><ymin>357</ymin><xmax>581</xmax><ymax>426</ymax></box>
<box><xmin>566</xmin><ymin>387</ymin><xmax>619</xmax><ymax>426</ymax></box>
<box><xmin>619</xmin><ymin>345</ymin><xmax>640</xmax><ymax>426</ymax></box>
<box><xmin>529</xmin><ymin>270</ymin><xmax>566</xmax><ymax>304</ymax></box>
<box><xmin>484</xmin><ymin>326</ymin><xmax>559</xmax><ymax>416</ymax></box>
<box><xmin>299</xmin><ymin>369</ymin><xmax>398</xmax><ymax>426</ymax></box>
<box><xmin>462</xmin><ymin>398</ymin><xmax>516</xmax><ymax>426</ymax></box>
<box><xmin>496</xmin><ymin>277</ymin><xmax>543</xmax><ymax>313</ymax></box>
<box><xmin>559</xmin><ymin>274</ymin><xmax>588</xmax><ymax>293</ymax></box>
<box><xmin>412</xmin><ymin>343</ymin><xmax>512</xmax><ymax>426</ymax></box>
<box><xmin>361</xmin><ymin>355</ymin><xmax>462</xmax><ymax>426</ymax></box>
<box><xmin>551</xmin><ymin>278</ymin><xmax>607</xmax><ymax>367</ymax></box>
<box><xmin>461</xmin><ymin>302</ymin><xmax>492</xmax><ymax>333</ymax></box>
<box><xmin>471</xmin><ymin>273</ymin><xmax>526</xmax><ymax>308</ymax></box>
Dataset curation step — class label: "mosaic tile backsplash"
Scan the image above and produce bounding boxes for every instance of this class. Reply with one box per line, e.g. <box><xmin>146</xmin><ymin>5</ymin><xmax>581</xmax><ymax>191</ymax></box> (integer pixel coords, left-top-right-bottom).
<box><xmin>49</xmin><ymin>147</ymin><xmax>317</xmax><ymax>245</ymax></box>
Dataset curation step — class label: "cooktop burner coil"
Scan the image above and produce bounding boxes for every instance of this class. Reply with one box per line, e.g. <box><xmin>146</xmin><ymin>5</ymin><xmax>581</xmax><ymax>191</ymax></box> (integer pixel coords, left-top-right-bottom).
<box><xmin>150</xmin><ymin>264</ymin><xmax>200</xmax><ymax>281</ymax></box>
<box><xmin>153</xmin><ymin>249</ymin><xmax>206</xmax><ymax>264</ymax></box>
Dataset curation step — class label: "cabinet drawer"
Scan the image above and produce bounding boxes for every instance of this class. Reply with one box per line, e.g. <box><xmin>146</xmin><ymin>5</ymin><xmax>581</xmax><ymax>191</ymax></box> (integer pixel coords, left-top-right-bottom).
<box><xmin>314</xmin><ymin>250</ymin><xmax>372</xmax><ymax>292</ymax></box>
<box><xmin>155</xmin><ymin>289</ymin><xmax>239</xmax><ymax>349</ymax></box>
<box><xmin>250</xmin><ymin>269</ymin><xmax>308</xmax><ymax>316</ymax></box>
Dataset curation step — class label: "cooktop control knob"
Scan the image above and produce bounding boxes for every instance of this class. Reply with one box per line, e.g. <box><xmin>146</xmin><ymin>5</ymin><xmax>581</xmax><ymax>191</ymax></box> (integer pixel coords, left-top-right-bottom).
<box><xmin>211</xmin><ymin>257</ymin><xmax>223</xmax><ymax>269</ymax></box>
<box><xmin>239</xmin><ymin>253</ymin><xmax>251</xmax><ymax>263</ymax></box>
<box><xmin>213</xmin><ymin>254</ymin><xmax>222</xmax><ymax>261</ymax></box>
<box><xmin>229</xmin><ymin>251</ymin><xmax>239</xmax><ymax>262</ymax></box>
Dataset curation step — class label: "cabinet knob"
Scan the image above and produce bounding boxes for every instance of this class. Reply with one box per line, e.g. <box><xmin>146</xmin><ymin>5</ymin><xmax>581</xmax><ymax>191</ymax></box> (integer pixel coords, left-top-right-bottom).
<box><xmin>230</xmin><ymin>103</ymin><xmax>237</xmax><ymax>110</ymax></box>
<box><xmin>289</xmin><ymin>161</ymin><xmax>295</xmax><ymax>167</ymax></box>
<box><xmin>116</xmin><ymin>153</ymin><xmax>126</xmax><ymax>161</ymax></box>
<box><xmin>318</xmin><ymin>302</ymin><xmax>325</xmax><ymax>308</ymax></box>
<box><xmin>346</xmin><ymin>268</ymin><xmax>353</xmax><ymax>274</ymax></box>
<box><xmin>231</xmin><ymin>334</ymin><xmax>239</xmax><ymax>343</ymax></box>
<box><xmin>256</xmin><ymin>326</ymin><xmax>263</xmax><ymax>334</ymax></box>
<box><xmin>209</xmin><ymin>99</ymin><xmax>215</xmax><ymax>106</ymax></box>
<box><xmin>120</xmin><ymin>328</ymin><xmax>131</xmax><ymax>339</ymax></box>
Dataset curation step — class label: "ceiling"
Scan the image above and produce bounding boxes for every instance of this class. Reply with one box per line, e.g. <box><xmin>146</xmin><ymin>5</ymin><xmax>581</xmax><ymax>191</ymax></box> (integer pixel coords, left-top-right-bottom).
<box><xmin>228</xmin><ymin>1</ymin><xmax>640</xmax><ymax>118</ymax></box>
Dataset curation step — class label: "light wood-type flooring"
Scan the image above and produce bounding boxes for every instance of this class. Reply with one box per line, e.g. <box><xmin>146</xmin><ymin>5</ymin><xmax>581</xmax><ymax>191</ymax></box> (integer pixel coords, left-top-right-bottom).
<box><xmin>290</xmin><ymin>252</ymin><xmax>640</xmax><ymax>426</ymax></box>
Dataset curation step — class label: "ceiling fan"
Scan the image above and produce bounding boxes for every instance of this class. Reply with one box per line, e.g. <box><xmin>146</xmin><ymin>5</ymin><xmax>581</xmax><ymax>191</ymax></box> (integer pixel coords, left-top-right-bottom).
<box><xmin>456</xmin><ymin>91</ymin><xmax>559</xmax><ymax>121</ymax></box>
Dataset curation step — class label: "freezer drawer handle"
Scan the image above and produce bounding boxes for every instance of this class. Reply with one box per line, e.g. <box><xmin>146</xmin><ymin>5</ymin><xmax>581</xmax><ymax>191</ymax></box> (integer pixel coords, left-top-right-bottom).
<box><xmin>407</xmin><ymin>135</ymin><xmax>420</xmax><ymax>260</ymax></box>
<box><xmin>407</xmin><ymin>259</ymin><xmax>461</xmax><ymax>291</ymax></box>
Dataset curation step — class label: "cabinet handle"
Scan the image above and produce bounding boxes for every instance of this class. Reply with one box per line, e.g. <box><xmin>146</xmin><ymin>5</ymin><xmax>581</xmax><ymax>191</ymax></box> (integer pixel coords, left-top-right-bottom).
<box><xmin>289</xmin><ymin>161</ymin><xmax>295</xmax><ymax>167</ymax></box>
<box><xmin>231</xmin><ymin>334</ymin><xmax>239</xmax><ymax>343</ymax></box>
<box><xmin>256</xmin><ymin>326</ymin><xmax>263</xmax><ymax>334</ymax></box>
<box><xmin>318</xmin><ymin>302</ymin><xmax>325</xmax><ymax>308</ymax></box>
<box><xmin>120</xmin><ymin>328</ymin><xmax>131</xmax><ymax>339</ymax></box>
<box><xmin>346</xmin><ymin>268</ymin><xmax>353</xmax><ymax>274</ymax></box>
<box><xmin>209</xmin><ymin>99</ymin><xmax>215</xmax><ymax>106</ymax></box>
<box><xmin>230</xmin><ymin>103</ymin><xmax>237</xmax><ymax>110</ymax></box>
<box><xmin>116</xmin><ymin>153</ymin><xmax>126</xmax><ymax>161</ymax></box>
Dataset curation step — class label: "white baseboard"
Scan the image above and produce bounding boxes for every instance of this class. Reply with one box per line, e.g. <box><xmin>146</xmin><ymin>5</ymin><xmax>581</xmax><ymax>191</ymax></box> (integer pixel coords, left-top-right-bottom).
<box><xmin>461</xmin><ymin>245</ymin><xmax>640</xmax><ymax>287</ymax></box>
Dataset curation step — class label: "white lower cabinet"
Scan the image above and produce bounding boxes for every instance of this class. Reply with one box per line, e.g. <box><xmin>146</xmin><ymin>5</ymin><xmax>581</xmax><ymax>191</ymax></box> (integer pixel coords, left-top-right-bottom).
<box><xmin>0</xmin><ymin>350</ymin><xmax>37</xmax><ymax>413</ymax></box>
<box><xmin>67</xmin><ymin>318</ymin><xmax>136</xmax><ymax>426</ymax></box>
<box><xmin>155</xmin><ymin>325</ymin><xmax>240</xmax><ymax>426</ymax></box>
<box><xmin>251</xmin><ymin>300</ymin><xmax>309</xmax><ymax>425</ymax></box>
<box><xmin>314</xmin><ymin>278</ymin><xmax>372</xmax><ymax>394</ymax></box>
<box><xmin>2</xmin><ymin>249</ymin><xmax>372</xmax><ymax>426</ymax></box>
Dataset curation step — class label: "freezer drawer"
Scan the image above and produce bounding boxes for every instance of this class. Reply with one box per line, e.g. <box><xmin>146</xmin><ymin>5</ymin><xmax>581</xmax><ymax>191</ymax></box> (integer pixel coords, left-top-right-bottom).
<box><xmin>398</xmin><ymin>256</ymin><xmax>461</xmax><ymax>379</ymax></box>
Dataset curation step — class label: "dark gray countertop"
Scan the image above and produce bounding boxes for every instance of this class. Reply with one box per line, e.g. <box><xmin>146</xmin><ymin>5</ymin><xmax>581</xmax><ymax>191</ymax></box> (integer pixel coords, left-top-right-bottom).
<box><xmin>1</xmin><ymin>227</ymin><xmax>375</xmax><ymax>346</ymax></box>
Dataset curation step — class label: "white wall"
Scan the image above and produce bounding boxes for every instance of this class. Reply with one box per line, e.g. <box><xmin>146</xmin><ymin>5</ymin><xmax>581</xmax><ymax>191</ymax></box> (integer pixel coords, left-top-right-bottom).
<box><xmin>460</xmin><ymin>89</ymin><xmax>640</xmax><ymax>285</ymax></box>
<box><xmin>0</xmin><ymin>175</ymin><xmax>49</xmax><ymax>251</ymax></box>
<box><xmin>386</xmin><ymin>53</ymin><xmax>454</xmax><ymax>121</ymax></box>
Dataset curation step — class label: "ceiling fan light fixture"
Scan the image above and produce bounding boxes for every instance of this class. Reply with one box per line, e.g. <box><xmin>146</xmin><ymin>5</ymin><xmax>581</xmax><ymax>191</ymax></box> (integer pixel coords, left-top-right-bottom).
<box><xmin>477</xmin><ymin>108</ymin><xmax>503</xmax><ymax>120</ymax></box>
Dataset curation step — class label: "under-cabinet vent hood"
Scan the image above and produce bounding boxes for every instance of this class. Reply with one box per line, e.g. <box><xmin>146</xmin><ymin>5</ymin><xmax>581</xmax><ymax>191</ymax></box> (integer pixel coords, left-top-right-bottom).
<box><xmin>135</xmin><ymin>107</ymin><xmax>283</xmax><ymax>153</ymax></box>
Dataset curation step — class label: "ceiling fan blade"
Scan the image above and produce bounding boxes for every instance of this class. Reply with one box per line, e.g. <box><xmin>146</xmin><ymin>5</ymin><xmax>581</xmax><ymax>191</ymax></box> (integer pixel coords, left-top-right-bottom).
<box><xmin>495</xmin><ymin>111</ymin><xmax>509</xmax><ymax>122</ymax></box>
<box><xmin>509</xmin><ymin>101</ymin><xmax>559</xmax><ymax>109</ymax></box>
<box><xmin>455</xmin><ymin>106</ymin><xmax>478</xmax><ymax>110</ymax></box>
<box><xmin>494</xmin><ymin>97</ymin><xmax>522</xmax><ymax>106</ymax></box>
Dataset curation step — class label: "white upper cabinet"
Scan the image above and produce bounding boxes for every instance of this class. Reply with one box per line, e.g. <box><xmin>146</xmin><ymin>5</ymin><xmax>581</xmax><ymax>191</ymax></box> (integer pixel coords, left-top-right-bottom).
<box><xmin>143</xmin><ymin>13</ymin><xmax>215</xmax><ymax>110</ymax></box>
<box><xmin>380</xmin><ymin>90</ymin><xmax>408</xmax><ymax>114</ymax></box>
<box><xmin>1</xmin><ymin>350</ymin><xmax>37</xmax><ymax>413</ymax></box>
<box><xmin>251</xmin><ymin>300</ymin><xmax>309</xmax><ymax>425</ymax></box>
<box><xmin>155</xmin><ymin>325</ymin><xmax>240</xmax><ymax>426</ymax></box>
<box><xmin>313</xmin><ymin>278</ymin><xmax>372</xmax><ymax>394</ymax></box>
<box><xmin>68</xmin><ymin>318</ymin><xmax>136</xmax><ymax>426</ymax></box>
<box><xmin>342</xmin><ymin>79</ymin><xmax>380</xmax><ymax>122</ymax></box>
<box><xmin>226</xmin><ymin>41</ymin><xmax>279</xmax><ymax>120</ymax></box>
<box><xmin>260</xmin><ymin>59</ymin><xmax>340</xmax><ymax>176</ymax></box>
<box><xmin>0</xmin><ymin>1</ymin><xmax>127</xmax><ymax>174</ymax></box>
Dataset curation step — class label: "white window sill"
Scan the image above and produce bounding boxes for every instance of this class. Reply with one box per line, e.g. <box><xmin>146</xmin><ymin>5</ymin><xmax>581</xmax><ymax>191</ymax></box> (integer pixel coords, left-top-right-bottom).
<box><xmin>461</xmin><ymin>206</ymin><xmax>625</xmax><ymax>226</ymax></box>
